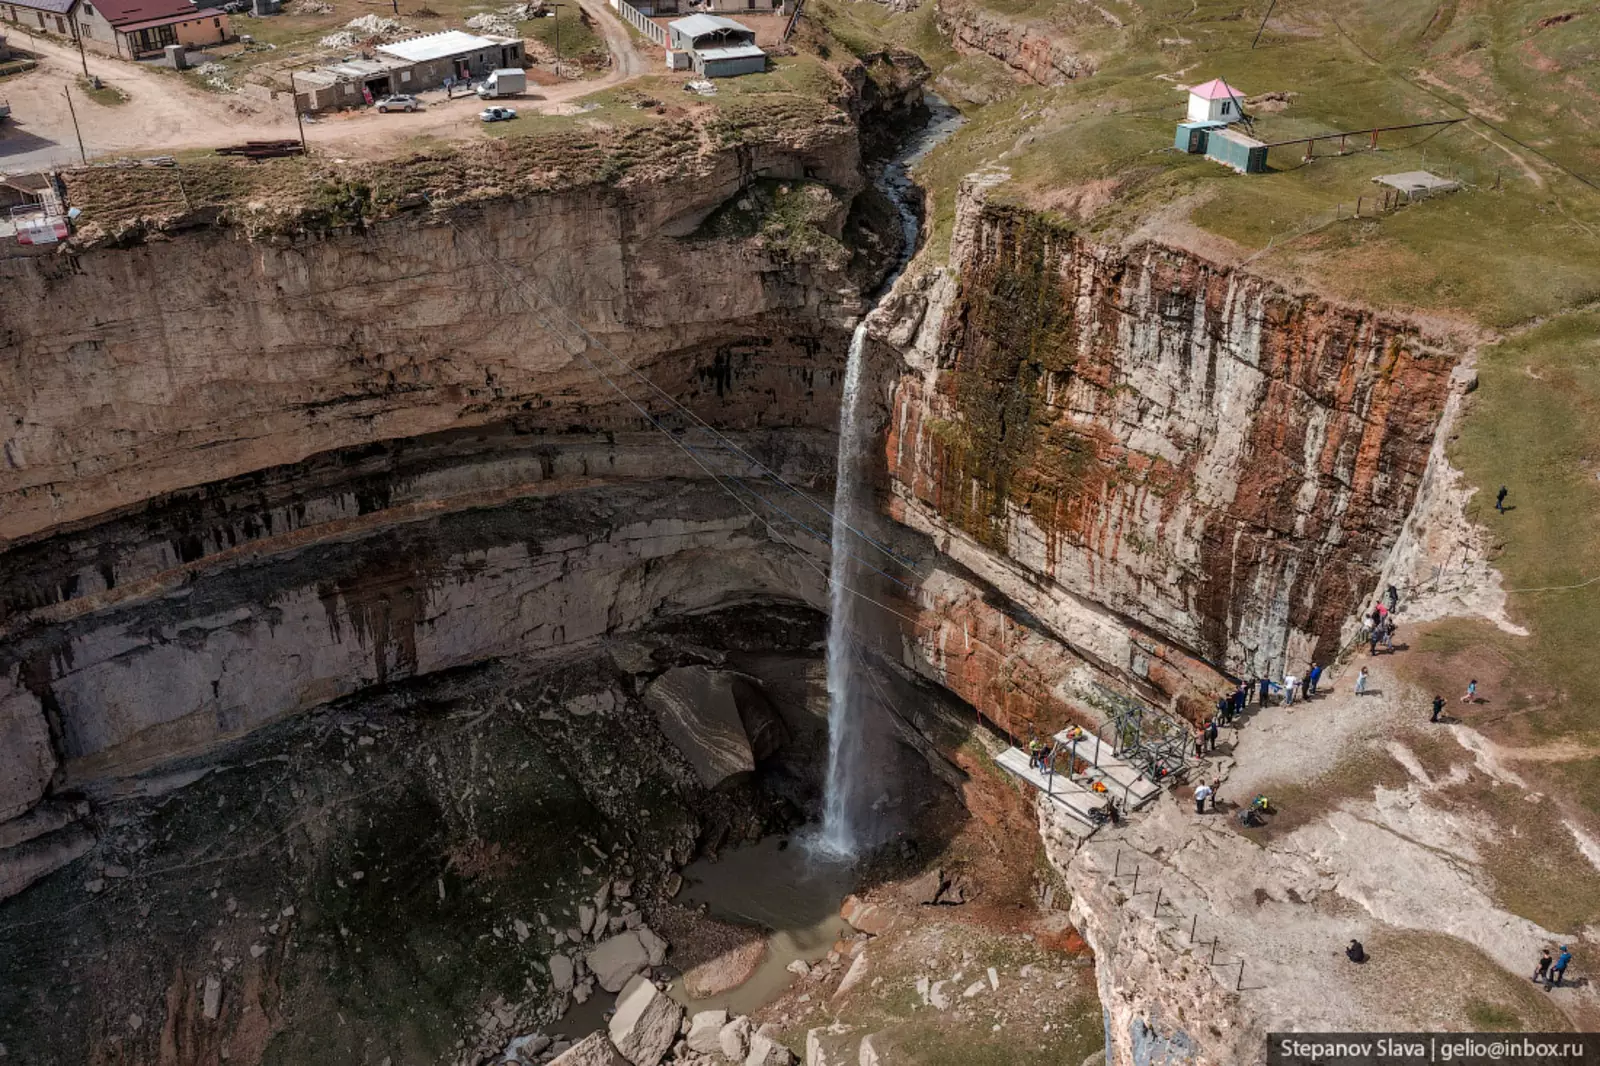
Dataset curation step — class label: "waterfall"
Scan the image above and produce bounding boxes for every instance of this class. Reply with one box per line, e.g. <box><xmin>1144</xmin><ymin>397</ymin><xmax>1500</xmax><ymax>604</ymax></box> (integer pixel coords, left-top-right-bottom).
<box><xmin>814</xmin><ymin>96</ymin><xmax>964</xmax><ymax>860</ymax></box>
<box><xmin>817</xmin><ymin>321</ymin><xmax>873</xmax><ymax>857</ymax></box>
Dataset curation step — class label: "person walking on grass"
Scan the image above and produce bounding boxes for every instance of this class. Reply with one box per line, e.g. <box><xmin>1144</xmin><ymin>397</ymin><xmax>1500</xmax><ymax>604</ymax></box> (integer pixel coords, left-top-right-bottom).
<box><xmin>1431</xmin><ymin>695</ymin><xmax>1445</xmax><ymax>723</ymax></box>
<box><xmin>1354</xmin><ymin>666</ymin><xmax>1369</xmax><ymax>696</ymax></box>
<box><xmin>1497</xmin><ymin>485</ymin><xmax>1509</xmax><ymax>513</ymax></box>
<box><xmin>1462</xmin><ymin>679</ymin><xmax>1478</xmax><ymax>704</ymax></box>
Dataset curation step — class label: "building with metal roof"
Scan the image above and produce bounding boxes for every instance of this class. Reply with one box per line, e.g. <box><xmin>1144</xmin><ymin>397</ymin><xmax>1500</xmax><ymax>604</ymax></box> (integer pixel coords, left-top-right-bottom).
<box><xmin>667</xmin><ymin>14</ymin><xmax>764</xmax><ymax>78</ymax></box>
<box><xmin>2</xmin><ymin>0</ymin><xmax>231</xmax><ymax>56</ymax></box>
<box><xmin>1185</xmin><ymin>78</ymin><xmax>1245</xmax><ymax>123</ymax></box>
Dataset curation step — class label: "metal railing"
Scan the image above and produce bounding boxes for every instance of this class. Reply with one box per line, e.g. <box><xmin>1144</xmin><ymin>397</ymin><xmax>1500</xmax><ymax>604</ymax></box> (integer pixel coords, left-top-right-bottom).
<box><xmin>613</xmin><ymin>0</ymin><xmax>666</xmax><ymax>46</ymax></box>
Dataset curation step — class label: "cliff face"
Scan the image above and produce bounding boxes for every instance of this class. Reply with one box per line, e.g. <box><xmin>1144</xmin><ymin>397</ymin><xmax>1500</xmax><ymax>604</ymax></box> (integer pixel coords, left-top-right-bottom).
<box><xmin>0</xmin><ymin>132</ymin><xmax>861</xmax><ymax>546</ymax></box>
<box><xmin>934</xmin><ymin>0</ymin><xmax>1098</xmax><ymax>86</ymax></box>
<box><xmin>0</xmin><ymin>130</ymin><xmax>873</xmax><ymax>901</ymax></box>
<box><xmin>883</xmin><ymin>188</ymin><xmax>1457</xmax><ymax>727</ymax></box>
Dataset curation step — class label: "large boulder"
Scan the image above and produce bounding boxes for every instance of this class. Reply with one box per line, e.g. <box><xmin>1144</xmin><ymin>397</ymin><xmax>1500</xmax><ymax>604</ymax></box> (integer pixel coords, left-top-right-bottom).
<box><xmin>549</xmin><ymin>953</ymin><xmax>575</xmax><ymax>993</ymax></box>
<box><xmin>730</xmin><ymin>675</ymin><xmax>787</xmax><ymax>760</ymax></box>
<box><xmin>719</xmin><ymin>1016</ymin><xmax>754</xmax><ymax>1062</ymax></box>
<box><xmin>587</xmin><ymin>932</ymin><xmax>649</xmax><ymax>993</ymax></box>
<box><xmin>746</xmin><ymin>1030</ymin><xmax>798</xmax><ymax>1066</ymax></box>
<box><xmin>548</xmin><ymin>1033</ymin><xmax>628</xmax><ymax>1066</ymax></box>
<box><xmin>686</xmin><ymin>1010</ymin><xmax>728</xmax><ymax>1055</ymax></box>
<box><xmin>636</xmin><ymin>924</ymin><xmax>669</xmax><ymax>967</ymax></box>
<box><xmin>642</xmin><ymin>666</ymin><xmax>756</xmax><ymax>788</ymax></box>
<box><xmin>608</xmin><ymin>974</ymin><xmax>683</xmax><ymax>1066</ymax></box>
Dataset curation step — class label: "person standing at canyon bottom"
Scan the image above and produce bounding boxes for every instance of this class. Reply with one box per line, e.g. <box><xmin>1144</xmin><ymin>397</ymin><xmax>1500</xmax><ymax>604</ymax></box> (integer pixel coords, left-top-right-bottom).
<box><xmin>1431</xmin><ymin>695</ymin><xmax>1445</xmax><ymax>723</ymax></box>
<box><xmin>1283</xmin><ymin>672</ymin><xmax>1298</xmax><ymax>706</ymax></box>
<box><xmin>1354</xmin><ymin>667</ymin><xmax>1369</xmax><ymax>696</ymax></box>
<box><xmin>1308</xmin><ymin>662</ymin><xmax>1322</xmax><ymax>695</ymax></box>
<box><xmin>1386</xmin><ymin>583</ymin><xmax>1399</xmax><ymax>612</ymax></box>
<box><xmin>1210</xmin><ymin>777</ymin><xmax>1222</xmax><ymax>812</ymax></box>
<box><xmin>1194</xmin><ymin>780</ymin><xmax>1213</xmax><ymax>814</ymax></box>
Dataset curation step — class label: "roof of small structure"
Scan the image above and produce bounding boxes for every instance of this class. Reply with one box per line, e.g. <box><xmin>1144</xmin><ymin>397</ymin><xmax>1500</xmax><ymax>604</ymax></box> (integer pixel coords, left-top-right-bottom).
<box><xmin>669</xmin><ymin>13</ymin><xmax>753</xmax><ymax>38</ymax></box>
<box><xmin>2</xmin><ymin>0</ymin><xmax>78</xmax><ymax>16</ymax></box>
<box><xmin>1187</xmin><ymin>78</ymin><xmax>1243</xmax><ymax>101</ymax></box>
<box><xmin>92</xmin><ymin>0</ymin><xmax>207</xmax><ymax>27</ymax></box>
<box><xmin>116</xmin><ymin>6</ymin><xmax>222</xmax><ymax>29</ymax></box>
<box><xmin>696</xmin><ymin>43</ymin><xmax>765</xmax><ymax>60</ymax></box>
<box><xmin>377</xmin><ymin>29</ymin><xmax>497</xmax><ymax>62</ymax></box>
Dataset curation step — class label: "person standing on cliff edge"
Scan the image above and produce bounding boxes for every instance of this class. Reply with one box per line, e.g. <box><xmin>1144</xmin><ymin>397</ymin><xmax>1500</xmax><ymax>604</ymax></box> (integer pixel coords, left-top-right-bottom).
<box><xmin>1497</xmin><ymin>485</ymin><xmax>1509</xmax><ymax>513</ymax></box>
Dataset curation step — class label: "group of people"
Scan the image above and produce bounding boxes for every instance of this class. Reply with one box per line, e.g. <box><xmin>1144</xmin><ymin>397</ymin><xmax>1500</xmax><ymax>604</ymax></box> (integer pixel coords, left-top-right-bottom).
<box><xmin>1363</xmin><ymin>590</ymin><xmax>1401</xmax><ymax>657</ymax></box>
<box><xmin>1534</xmin><ymin>945</ymin><xmax>1574</xmax><ymax>989</ymax></box>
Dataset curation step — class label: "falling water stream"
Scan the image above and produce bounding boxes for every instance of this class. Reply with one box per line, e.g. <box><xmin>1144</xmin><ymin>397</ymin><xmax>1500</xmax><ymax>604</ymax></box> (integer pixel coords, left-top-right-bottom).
<box><xmin>817</xmin><ymin>95</ymin><xmax>963</xmax><ymax>858</ymax></box>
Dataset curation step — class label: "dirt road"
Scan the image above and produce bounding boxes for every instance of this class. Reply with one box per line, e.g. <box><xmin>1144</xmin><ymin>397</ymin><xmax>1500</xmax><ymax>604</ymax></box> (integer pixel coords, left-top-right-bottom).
<box><xmin>0</xmin><ymin>0</ymin><xmax>651</xmax><ymax>172</ymax></box>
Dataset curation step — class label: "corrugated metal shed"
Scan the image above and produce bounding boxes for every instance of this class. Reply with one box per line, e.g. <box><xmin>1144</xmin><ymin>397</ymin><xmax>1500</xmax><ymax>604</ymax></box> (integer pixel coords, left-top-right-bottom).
<box><xmin>668</xmin><ymin>13</ymin><xmax>749</xmax><ymax>37</ymax></box>
<box><xmin>378</xmin><ymin>29</ymin><xmax>496</xmax><ymax>63</ymax></box>
<box><xmin>1205</xmin><ymin>127</ymin><xmax>1267</xmax><ymax>173</ymax></box>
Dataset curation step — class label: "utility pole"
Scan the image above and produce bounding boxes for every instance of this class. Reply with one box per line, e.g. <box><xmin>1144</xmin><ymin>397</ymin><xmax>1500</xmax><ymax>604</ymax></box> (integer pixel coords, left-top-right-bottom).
<box><xmin>551</xmin><ymin>1</ymin><xmax>562</xmax><ymax>79</ymax></box>
<box><xmin>63</xmin><ymin>86</ymin><xmax>86</xmax><ymax>164</ymax></box>
<box><xmin>288</xmin><ymin>71</ymin><xmax>307</xmax><ymax>151</ymax></box>
<box><xmin>74</xmin><ymin>23</ymin><xmax>89</xmax><ymax>79</ymax></box>
<box><xmin>1251</xmin><ymin>0</ymin><xmax>1277</xmax><ymax>48</ymax></box>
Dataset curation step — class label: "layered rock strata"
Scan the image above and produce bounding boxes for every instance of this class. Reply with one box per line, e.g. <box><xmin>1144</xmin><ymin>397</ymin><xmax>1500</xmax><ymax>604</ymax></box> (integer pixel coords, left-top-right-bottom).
<box><xmin>881</xmin><ymin>188</ymin><xmax>1457</xmax><ymax>731</ymax></box>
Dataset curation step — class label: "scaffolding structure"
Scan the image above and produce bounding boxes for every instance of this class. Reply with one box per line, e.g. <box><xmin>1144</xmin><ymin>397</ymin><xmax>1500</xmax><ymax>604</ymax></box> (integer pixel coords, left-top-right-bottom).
<box><xmin>1093</xmin><ymin>683</ymin><xmax>1194</xmax><ymax>784</ymax></box>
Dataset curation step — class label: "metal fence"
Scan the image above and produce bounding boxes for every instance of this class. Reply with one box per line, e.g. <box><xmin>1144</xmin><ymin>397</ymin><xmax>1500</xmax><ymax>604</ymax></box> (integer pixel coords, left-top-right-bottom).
<box><xmin>612</xmin><ymin>0</ymin><xmax>666</xmax><ymax>46</ymax></box>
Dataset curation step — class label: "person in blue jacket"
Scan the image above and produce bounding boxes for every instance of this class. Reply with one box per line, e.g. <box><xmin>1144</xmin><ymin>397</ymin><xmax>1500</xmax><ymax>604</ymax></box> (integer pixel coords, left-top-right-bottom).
<box><xmin>1550</xmin><ymin>946</ymin><xmax>1573</xmax><ymax>988</ymax></box>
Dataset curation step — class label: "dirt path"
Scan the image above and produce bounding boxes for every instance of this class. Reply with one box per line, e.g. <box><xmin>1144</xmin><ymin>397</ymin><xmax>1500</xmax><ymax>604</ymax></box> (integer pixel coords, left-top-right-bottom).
<box><xmin>0</xmin><ymin>35</ymin><xmax>293</xmax><ymax>171</ymax></box>
<box><xmin>0</xmin><ymin>0</ymin><xmax>651</xmax><ymax>171</ymax></box>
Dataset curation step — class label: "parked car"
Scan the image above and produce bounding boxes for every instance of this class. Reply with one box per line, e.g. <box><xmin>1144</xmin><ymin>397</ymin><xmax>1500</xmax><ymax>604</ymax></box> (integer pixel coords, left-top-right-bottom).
<box><xmin>479</xmin><ymin>106</ymin><xmax>518</xmax><ymax>122</ymax></box>
<box><xmin>220</xmin><ymin>0</ymin><xmax>248</xmax><ymax>11</ymax></box>
<box><xmin>375</xmin><ymin>95</ymin><xmax>421</xmax><ymax>113</ymax></box>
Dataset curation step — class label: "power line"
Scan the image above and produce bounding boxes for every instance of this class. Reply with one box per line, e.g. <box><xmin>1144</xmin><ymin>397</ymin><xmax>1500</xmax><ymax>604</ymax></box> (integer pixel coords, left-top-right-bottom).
<box><xmin>431</xmin><ymin>209</ymin><xmax>936</xmax><ymax>634</ymax></box>
<box><xmin>427</xmin><ymin>197</ymin><xmax>919</xmax><ymax>576</ymax></box>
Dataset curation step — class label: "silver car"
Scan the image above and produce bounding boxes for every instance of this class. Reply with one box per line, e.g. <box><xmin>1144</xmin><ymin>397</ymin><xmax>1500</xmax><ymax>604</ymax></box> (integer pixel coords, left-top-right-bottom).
<box><xmin>375</xmin><ymin>95</ymin><xmax>421</xmax><ymax>113</ymax></box>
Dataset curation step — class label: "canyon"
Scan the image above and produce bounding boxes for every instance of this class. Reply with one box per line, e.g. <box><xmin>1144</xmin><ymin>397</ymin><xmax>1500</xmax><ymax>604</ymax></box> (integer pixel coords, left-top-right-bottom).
<box><xmin>2</xmin><ymin>4</ymin><xmax>1593</xmax><ymax>1063</ymax></box>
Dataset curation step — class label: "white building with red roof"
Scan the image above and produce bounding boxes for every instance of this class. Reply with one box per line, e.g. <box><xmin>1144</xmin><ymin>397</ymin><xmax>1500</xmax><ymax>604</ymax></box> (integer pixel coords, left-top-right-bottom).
<box><xmin>1186</xmin><ymin>78</ymin><xmax>1244</xmax><ymax>124</ymax></box>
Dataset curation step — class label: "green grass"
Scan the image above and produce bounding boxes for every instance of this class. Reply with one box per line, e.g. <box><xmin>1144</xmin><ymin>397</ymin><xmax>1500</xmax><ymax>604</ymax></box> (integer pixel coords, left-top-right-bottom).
<box><xmin>75</xmin><ymin>75</ymin><xmax>129</xmax><ymax>106</ymax></box>
<box><xmin>1449</xmin><ymin>311</ymin><xmax>1600</xmax><ymax>744</ymax></box>
<box><xmin>525</xmin><ymin>4</ymin><xmax>607</xmax><ymax>68</ymax></box>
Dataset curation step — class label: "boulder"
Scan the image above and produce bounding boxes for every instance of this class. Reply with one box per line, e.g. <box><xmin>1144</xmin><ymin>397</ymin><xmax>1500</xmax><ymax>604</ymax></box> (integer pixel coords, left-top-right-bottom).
<box><xmin>685</xmin><ymin>1010</ymin><xmax>727</xmax><ymax>1055</ymax></box>
<box><xmin>579</xmin><ymin>905</ymin><xmax>597</xmax><ymax>935</ymax></box>
<box><xmin>202</xmin><ymin>976</ymin><xmax>222</xmax><ymax>1021</ymax></box>
<box><xmin>905</xmin><ymin>868</ymin><xmax>944</xmax><ymax>906</ymax></box>
<box><xmin>746</xmin><ymin>1031</ymin><xmax>797</xmax><ymax>1066</ymax></box>
<box><xmin>839</xmin><ymin>896</ymin><xmax>895</xmax><ymax>936</ymax></box>
<box><xmin>608</xmin><ymin>974</ymin><xmax>683</xmax><ymax>1066</ymax></box>
<box><xmin>719</xmin><ymin>1016</ymin><xmax>754</xmax><ymax>1062</ymax></box>
<box><xmin>549</xmin><ymin>954</ymin><xmax>575</xmax><ymax>993</ymax></box>
<box><xmin>642</xmin><ymin>667</ymin><xmax>756</xmax><ymax>788</ymax></box>
<box><xmin>636</xmin><ymin>925</ymin><xmax>669</xmax><ymax>967</ymax></box>
<box><xmin>684</xmin><ymin>938</ymin><xmax>766</xmax><ymax>998</ymax></box>
<box><xmin>833</xmin><ymin>952</ymin><xmax>868</xmax><ymax>999</ymax></box>
<box><xmin>858</xmin><ymin>1033</ymin><xmax>889</xmax><ymax>1066</ymax></box>
<box><xmin>587</xmin><ymin>932</ymin><xmax>649</xmax><ymax>993</ymax></box>
<box><xmin>548</xmin><ymin>1032</ymin><xmax>627</xmax><ymax>1066</ymax></box>
<box><xmin>730</xmin><ymin>675</ymin><xmax>788</xmax><ymax>760</ymax></box>
<box><xmin>805</xmin><ymin>1026</ymin><xmax>856</xmax><ymax>1066</ymax></box>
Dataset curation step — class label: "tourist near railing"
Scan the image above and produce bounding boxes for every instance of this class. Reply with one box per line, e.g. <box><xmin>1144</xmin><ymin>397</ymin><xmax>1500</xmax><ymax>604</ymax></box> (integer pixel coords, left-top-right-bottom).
<box><xmin>612</xmin><ymin>0</ymin><xmax>666</xmax><ymax>46</ymax></box>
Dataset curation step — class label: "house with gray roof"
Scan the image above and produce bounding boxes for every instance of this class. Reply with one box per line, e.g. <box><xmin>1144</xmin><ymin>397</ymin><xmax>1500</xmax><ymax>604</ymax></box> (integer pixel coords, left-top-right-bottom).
<box><xmin>666</xmin><ymin>14</ymin><xmax>764</xmax><ymax>78</ymax></box>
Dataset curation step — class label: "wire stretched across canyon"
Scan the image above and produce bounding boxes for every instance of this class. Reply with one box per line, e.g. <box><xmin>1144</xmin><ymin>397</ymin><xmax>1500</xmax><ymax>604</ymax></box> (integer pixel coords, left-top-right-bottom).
<box><xmin>433</xmin><ymin>209</ymin><xmax>936</xmax><ymax>637</ymax></box>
